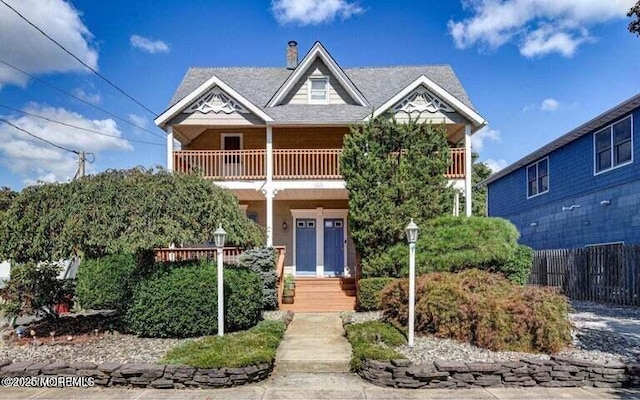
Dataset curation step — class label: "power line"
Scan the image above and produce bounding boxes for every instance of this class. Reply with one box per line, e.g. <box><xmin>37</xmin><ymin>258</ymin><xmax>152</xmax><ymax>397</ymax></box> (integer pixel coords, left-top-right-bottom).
<box><xmin>0</xmin><ymin>104</ymin><xmax>164</xmax><ymax>147</ymax></box>
<box><xmin>0</xmin><ymin>0</ymin><xmax>158</xmax><ymax>117</ymax></box>
<box><xmin>0</xmin><ymin>58</ymin><xmax>164</xmax><ymax>140</ymax></box>
<box><xmin>0</xmin><ymin>118</ymin><xmax>79</xmax><ymax>154</ymax></box>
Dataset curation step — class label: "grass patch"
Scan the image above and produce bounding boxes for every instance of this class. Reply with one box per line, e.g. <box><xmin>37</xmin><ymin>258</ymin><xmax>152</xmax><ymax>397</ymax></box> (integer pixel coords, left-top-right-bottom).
<box><xmin>345</xmin><ymin>321</ymin><xmax>407</xmax><ymax>372</ymax></box>
<box><xmin>161</xmin><ymin>320</ymin><xmax>286</xmax><ymax>368</ymax></box>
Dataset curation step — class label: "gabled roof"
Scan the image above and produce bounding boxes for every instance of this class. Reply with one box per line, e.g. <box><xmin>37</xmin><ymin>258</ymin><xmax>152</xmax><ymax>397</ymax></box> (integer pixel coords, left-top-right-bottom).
<box><xmin>365</xmin><ymin>74</ymin><xmax>485</xmax><ymax>128</ymax></box>
<box><xmin>267</xmin><ymin>41</ymin><xmax>368</xmax><ymax>107</ymax></box>
<box><xmin>485</xmin><ymin>93</ymin><xmax>640</xmax><ymax>185</ymax></box>
<box><xmin>160</xmin><ymin>43</ymin><xmax>482</xmax><ymax>126</ymax></box>
<box><xmin>154</xmin><ymin>75</ymin><xmax>273</xmax><ymax>128</ymax></box>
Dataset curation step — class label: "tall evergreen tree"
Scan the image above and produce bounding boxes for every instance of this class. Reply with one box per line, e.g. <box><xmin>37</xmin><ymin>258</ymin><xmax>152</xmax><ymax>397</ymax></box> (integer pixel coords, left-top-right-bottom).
<box><xmin>341</xmin><ymin>117</ymin><xmax>452</xmax><ymax>265</ymax></box>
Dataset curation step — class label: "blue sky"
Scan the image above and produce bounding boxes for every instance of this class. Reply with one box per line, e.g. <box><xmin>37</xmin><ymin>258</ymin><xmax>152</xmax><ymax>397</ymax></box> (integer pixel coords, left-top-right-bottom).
<box><xmin>0</xmin><ymin>0</ymin><xmax>638</xmax><ymax>189</ymax></box>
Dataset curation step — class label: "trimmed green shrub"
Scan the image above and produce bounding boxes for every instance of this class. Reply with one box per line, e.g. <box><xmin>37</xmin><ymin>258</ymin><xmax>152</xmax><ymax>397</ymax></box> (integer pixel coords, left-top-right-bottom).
<box><xmin>75</xmin><ymin>253</ymin><xmax>137</xmax><ymax>310</ymax></box>
<box><xmin>358</xmin><ymin>277</ymin><xmax>395</xmax><ymax>311</ymax></box>
<box><xmin>361</xmin><ymin>216</ymin><xmax>530</xmax><ymax>284</ymax></box>
<box><xmin>125</xmin><ymin>262</ymin><xmax>263</xmax><ymax>338</ymax></box>
<box><xmin>345</xmin><ymin>321</ymin><xmax>406</xmax><ymax>371</ymax></box>
<box><xmin>162</xmin><ymin>319</ymin><xmax>286</xmax><ymax>368</ymax></box>
<box><xmin>380</xmin><ymin>269</ymin><xmax>571</xmax><ymax>353</ymax></box>
<box><xmin>238</xmin><ymin>247</ymin><xmax>278</xmax><ymax>310</ymax></box>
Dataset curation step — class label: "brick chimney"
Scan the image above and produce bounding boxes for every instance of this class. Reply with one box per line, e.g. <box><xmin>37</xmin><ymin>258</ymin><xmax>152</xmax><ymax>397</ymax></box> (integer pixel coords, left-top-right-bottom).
<box><xmin>286</xmin><ymin>41</ymin><xmax>298</xmax><ymax>70</ymax></box>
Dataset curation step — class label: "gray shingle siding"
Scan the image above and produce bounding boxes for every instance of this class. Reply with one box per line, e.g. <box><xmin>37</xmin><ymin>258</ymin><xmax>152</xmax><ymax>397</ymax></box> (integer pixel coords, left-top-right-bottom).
<box><xmin>167</xmin><ymin>65</ymin><xmax>475</xmax><ymax>123</ymax></box>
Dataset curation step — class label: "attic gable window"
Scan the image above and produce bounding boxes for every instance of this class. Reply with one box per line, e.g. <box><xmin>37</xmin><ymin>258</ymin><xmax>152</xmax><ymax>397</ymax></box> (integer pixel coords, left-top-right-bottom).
<box><xmin>308</xmin><ymin>76</ymin><xmax>329</xmax><ymax>104</ymax></box>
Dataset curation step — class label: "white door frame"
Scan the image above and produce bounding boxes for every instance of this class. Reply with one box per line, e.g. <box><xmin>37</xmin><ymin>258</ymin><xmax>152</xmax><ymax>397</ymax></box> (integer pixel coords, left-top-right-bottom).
<box><xmin>290</xmin><ymin>208</ymin><xmax>348</xmax><ymax>277</ymax></box>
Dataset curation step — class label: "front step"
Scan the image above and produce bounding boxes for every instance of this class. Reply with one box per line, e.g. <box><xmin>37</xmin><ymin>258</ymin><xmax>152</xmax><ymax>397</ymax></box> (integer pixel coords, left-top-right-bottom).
<box><xmin>280</xmin><ymin>277</ymin><xmax>356</xmax><ymax>313</ymax></box>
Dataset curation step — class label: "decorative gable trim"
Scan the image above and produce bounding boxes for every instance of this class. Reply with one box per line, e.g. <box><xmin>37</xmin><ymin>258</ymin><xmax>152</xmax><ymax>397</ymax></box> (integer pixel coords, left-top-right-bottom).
<box><xmin>392</xmin><ymin>86</ymin><xmax>454</xmax><ymax>114</ymax></box>
<box><xmin>267</xmin><ymin>42</ymin><xmax>368</xmax><ymax>107</ymax></box>
<box><xmin>155</xmin><ymin>76</ymin><xmax>273</xmax><ymax>128</ymax></box>
<box><xmin>185</xmin><ymin>87</ymin><xmax>249</xmax><ymax>114</ymax></box>
<box><xmin>366</xmin><ymin>75</ymin><xmax>486</xmax><ymax>128</ymax></box>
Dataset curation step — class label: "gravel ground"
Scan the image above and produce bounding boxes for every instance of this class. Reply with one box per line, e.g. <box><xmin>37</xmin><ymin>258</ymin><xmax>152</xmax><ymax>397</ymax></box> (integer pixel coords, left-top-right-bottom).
<box><xmin>343</xmin><ymin>300</ymin><xmax>640</xmax><ymax>365</ymax></box>
<box><xmin>0</xmin><ymin>310</ymin><xmax>291</xmax><ymax>364</ymax></box>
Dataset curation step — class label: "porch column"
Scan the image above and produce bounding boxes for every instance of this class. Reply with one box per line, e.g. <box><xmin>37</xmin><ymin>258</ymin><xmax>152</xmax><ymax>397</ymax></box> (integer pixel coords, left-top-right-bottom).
<box><xmin>265</xmin><ymin>189</ymin><xmax>275</xmax><ymax>246</ymax></box>
<box><xmin>265</xmin><ymin>126</ymin><xmax>274</xmax><ymax>246</ymax></box>
<box><xmin>464</xmin><ymin>125</ymin><xmax>472</xmax><ymax>217</ymax></box>
<box><xmin>166</xmin><ymin>126</ymin><xmax>174</xmax><ymax>172</ymax></box>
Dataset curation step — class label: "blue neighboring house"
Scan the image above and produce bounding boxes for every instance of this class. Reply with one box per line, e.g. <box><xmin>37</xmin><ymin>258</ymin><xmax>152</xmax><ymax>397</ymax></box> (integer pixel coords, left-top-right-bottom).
<box><xmin>485</xmin><ymin>93</ymin><xmax>640</xmax><ymax>250</ymax></box>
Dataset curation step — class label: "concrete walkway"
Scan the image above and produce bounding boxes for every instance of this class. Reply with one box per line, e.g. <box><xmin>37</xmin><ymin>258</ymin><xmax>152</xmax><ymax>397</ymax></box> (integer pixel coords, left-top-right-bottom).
<box><xmin>274</xmin><ymin>312</ymin><xmax>351</xmax><ymax>373</ymax></box>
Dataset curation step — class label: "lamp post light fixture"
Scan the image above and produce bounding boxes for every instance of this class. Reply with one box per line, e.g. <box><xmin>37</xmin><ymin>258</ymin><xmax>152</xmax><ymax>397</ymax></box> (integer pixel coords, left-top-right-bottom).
<box><xmin>213</xmin><ymin>224</ymin><xmax>227</xmax><ymax>336</ymax></box>
<box><xmin>405</xmin><ymin>218</ymin><xmax>419</xmax><ymax>347</ymax></box>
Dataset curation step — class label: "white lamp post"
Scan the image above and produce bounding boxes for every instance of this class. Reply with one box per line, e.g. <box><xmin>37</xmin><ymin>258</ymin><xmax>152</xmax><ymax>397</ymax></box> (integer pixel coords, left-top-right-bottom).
<box><xmin>405</xmin><ymin>218</ymin><xmax>419</xmax><ymax>347</ymax></box>
<box><xmin>213</xmin><ymin>224</ymin><xmax>227</xmax><ymax>336</ymax></box>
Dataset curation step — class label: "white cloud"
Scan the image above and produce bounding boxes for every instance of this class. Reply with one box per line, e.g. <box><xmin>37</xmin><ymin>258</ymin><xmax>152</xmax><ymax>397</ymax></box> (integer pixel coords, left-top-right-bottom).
<box><xmin>0</xmin><ymin>104</ymin><xmax>132</xmax><ymax>185</ymax></box>
<box><xmin>540</xmin><ymin>98</ymin><xmax>560</xmax><ymax>111</ymax></box>
<box><xmin>448</xmin><ymin>0</ymin><xmax>634</xmax><ymax>58</ymax></box>
<box><xmin>0</xmin><ymin>0</ymin><xmax>98</xmax><ymax>87</ymax></box>
<box><xmin>128</xmin><ymin>114</ymin><xmax>148</xmax><ymax>130</ymax></box>
<box><xmin>271</xmin><ymin>0</ymin><xmax>364</xmax><ymax>25</ymax></box>
<box><xmin>71</xmin><ymin>88</ymin><xmax>101</xmax><ymax>105</ymax></box>
<box><xmin>484</xmin><ymin>158</ymin><xmax>509</xmax><ymax>172</ymax></box>
<box><xmin>471</xmin><ymin>127</ymin><xmax>501</xmax><ymax>152</ymax></box>
<box><xmin>130</xmin><ymin>34</ymin><xmax>170</xmax><ymax>54</ymax></box>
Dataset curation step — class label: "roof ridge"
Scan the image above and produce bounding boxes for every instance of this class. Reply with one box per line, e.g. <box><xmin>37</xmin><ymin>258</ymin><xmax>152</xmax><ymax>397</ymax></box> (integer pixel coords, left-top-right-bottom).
<box><xmin>344</xmin><ymin>64</ymin><xmax>452</xmax><ymax>70</ymax></box>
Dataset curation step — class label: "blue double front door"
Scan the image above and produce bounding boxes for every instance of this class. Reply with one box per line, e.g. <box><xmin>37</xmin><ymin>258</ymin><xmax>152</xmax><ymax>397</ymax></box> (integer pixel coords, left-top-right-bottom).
<box><xmin>295</xmin><ymin>218</ymin><xmax>344</xmax><ymax>276</ymax></box>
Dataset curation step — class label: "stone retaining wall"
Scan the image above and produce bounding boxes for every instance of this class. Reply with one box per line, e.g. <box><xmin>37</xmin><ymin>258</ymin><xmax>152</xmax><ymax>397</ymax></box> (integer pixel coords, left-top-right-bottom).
<box><xmin>0</xmin><ymin>360</ymin><xmax>272</xmax><ymax>388</ymax></box>
<box><xmin>359</xmin><ymin>357</ymin><xmax>640</xmax><ymax>389</ymax></box>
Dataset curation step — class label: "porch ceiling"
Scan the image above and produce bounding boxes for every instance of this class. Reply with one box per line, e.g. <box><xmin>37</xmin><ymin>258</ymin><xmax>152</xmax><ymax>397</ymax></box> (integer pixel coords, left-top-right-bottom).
<box><xmin>229</xmin><ymin>188</ymin><xmax>349</xmax><ymax>202</ymax></box>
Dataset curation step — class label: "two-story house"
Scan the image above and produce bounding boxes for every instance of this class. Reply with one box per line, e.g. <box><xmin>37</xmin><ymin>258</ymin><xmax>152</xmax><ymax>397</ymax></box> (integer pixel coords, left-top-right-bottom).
<box><xmin>154</xmin><ymin>41</ymin><xmax>486</xmax><ymax>310</ymax></box>
<box><xmin>486</xmin><ymin>93</ymin><xmax>640</xmax><ymax>250</ymax></box>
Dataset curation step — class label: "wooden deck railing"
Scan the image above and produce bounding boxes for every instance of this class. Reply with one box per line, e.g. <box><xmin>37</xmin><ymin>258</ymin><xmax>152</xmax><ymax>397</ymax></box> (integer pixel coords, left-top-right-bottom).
<box><xmin>173</xmin><ymin>148</ymin><xmax>465</xmax><ymax>180</ymax></box>
<box><xmin>275</xmin><ymin>247</ymin><xmax>287</xmax><ymax>305</ymax></box>
<box><xmin>447</xmin><ymin>148</ymin><xmax>465</xmax><ymax>179</ymax></box>
<box><xmin>274</xmin><ymin>149</ymin><xmax>342</xmax><ymax>179</ymax></box>
<box><xmin>154</xmin><ymin>247</ymin><xmax>244</xmax><ymax>264</ymax></box>
<box><xmin>174</xmin><ymin>150</ymin><xmax>266</xmax><ymax>180</ymax></box>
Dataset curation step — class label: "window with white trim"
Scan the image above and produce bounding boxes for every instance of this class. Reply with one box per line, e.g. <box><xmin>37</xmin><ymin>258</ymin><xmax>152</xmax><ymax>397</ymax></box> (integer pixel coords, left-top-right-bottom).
<box><xmin>527</xmin><ymin>158</ymin><xmax>549</xmax><ymax>198</ymax></box>
<box><xmin>594</xmin><ymin>116</ymin><xmax>633</xmax><ymax>174</ymax></box>
<box><xmin>308</xmin><ymin>76</ymin><xmax>329</xmax><ymax>103</ymax></box>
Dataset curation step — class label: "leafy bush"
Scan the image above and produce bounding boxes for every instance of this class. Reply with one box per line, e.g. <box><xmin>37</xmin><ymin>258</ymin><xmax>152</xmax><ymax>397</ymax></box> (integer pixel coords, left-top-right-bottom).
<box><xmin>238</xmin><ymin>247</ymin><xmax>278</xmax><ymax>310</ymax></box>
<box><xmin>0</xmin><ymin>262</ymin><xmax>73</xmax><ymax>320</ymax></box>
<box><xmin>380</xmin><ymin>269</ymin><xmax>571</xmax><ymax>353</ymax></box>
<box><xmin>361</xmin><ymin>216</ymin><xmax>532</xmax><ymax>284</ymax></box>
<box><xmin>162</xmin><ymin>319</ymin><xmax>286</xmax><ymax>368</ymax></box>
<box><xmin>75</xmin><ymin>253</ymin><xmax>137</xmax><ymax>310</ymax></box>
<box><xmin>0</xmin><ymin>168</ymin><xmax>264</xmax><ymax>262</ymax></box>
<box><xmin>125</xmin><ymin>261</ymin><xmax>263</xmax><ymax>338</ymax></box>
<box><xmin>345</xmin><ymin>321</ymin><xmax>406</xmax><ymax>371</ymax></box>
<box><xmin>501</xmin><ymin>244</ymin><xmax>534</xmax><ymax>285</ymax></box>
<box><xmin>358</xmin><ymin>277</ymin><xmax>395</xmax><ymax>311</ymax></box>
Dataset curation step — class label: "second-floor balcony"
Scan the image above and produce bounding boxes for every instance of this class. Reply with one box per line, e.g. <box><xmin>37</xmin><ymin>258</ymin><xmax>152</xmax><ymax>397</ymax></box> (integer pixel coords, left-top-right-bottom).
<box><xmin>173</xmin><ymin>148</ymin><xmax>465</xmax><ymax>181</ymax></box>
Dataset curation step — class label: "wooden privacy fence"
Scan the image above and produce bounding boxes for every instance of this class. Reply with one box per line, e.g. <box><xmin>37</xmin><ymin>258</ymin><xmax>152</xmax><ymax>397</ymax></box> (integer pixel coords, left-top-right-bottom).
<box><xmin>529</xmin><ymin>245</ymin><xmax>640</xmax><ymax>306</ymax></box>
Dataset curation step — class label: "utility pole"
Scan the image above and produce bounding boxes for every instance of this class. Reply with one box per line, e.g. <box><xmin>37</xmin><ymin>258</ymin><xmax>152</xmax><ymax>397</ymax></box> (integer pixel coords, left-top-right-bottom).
<box><xmin>73</xmin><ymin>151</ymin><xmax>85</xmax><ymax>181</ymax></box>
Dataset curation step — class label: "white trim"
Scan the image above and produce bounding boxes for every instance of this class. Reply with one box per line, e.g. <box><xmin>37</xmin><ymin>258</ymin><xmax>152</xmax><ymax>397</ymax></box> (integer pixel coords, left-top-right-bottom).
<box><xmin>154</xmin><ymin>76</ymin><xmax>273</xmax><ymax>128</ymax></box>
<box><xmin>365</xmin><ymin>75</ymin><xmax>486</xmax><ymax>128</ymax></box>
<box><xmin>221</xmin><ymin>133</ymin><xmax>243</xmax><ymax>150</ymax></box>
<box><xmin>585</xmin><ymin>241</ymin><xmax>624</xmax><ymax>248</ymax></box>
<box><xmin>290</xmin><ymin>208</ymin><xmax>349</xmax><ymax>277</ymax></box>
<box><xmin>267</xmin><ymin>42</ymin><xmax>368</xmax><ymax>107</ymax></box>
<box><xmin>166</xmin><ymin>127</ymin><xmax>174</xmax><ymax>171</ymax></box>
<box><xmin>464</xmin><ymin>125</ymin><xmax>472</xmax><ymax>217</ymax></box>
<box><xmin>308</xmin><ymin>76</ymin><xmax>330</xmax><ymax>104</ymax></box>
<box><xmin>526</xmin><ymin>157</ymin><xmax>550</xmax><ymax>199</ymax></box>
<box><xmin>593</xmin><ymin>115</ymin><xmax>634</xmax><ymax>176</ymax></box>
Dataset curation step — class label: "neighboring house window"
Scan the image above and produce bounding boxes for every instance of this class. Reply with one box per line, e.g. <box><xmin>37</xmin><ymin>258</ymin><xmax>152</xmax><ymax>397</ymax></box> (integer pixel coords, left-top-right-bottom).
<box><xmin>247</xmin><ymin>212</ymin><xmax>258</xmax><ymax>223</ymax></box>
<box><xmin>308</xmin><ymin>77</ymin><xmax>329</xmax><ymax>103</ymax></box>
<box><xmin>594</xmin><ymin>116</ymin><xmax>633</xmax><ymax>174</ymax></box>
<box><xmin>527</xmin><ymin>158</ymin><xmax>549</xmax><ymax>198</ymax></box>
